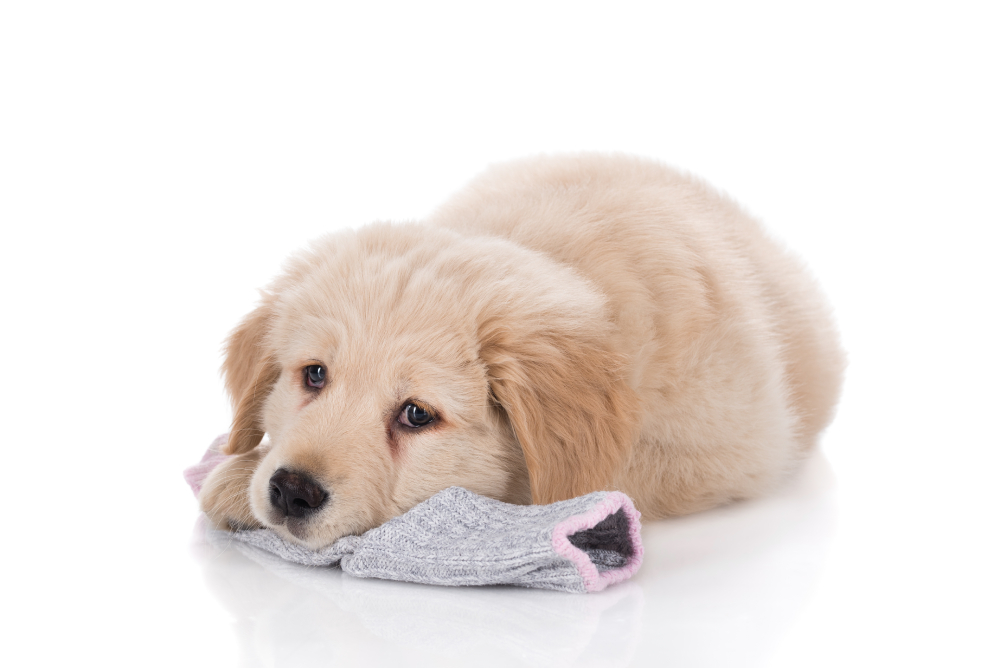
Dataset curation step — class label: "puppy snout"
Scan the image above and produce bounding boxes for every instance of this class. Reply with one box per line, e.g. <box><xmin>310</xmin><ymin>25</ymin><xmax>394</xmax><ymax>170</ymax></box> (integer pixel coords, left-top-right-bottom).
<box><xmin>269</xmin><ymin>468</ymin><xmax>328</xmax><ymax>519</ymax></box>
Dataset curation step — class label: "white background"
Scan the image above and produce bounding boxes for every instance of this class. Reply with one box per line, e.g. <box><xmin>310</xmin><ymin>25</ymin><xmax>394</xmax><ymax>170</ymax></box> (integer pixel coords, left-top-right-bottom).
<box><xmin>2</xmin><ymin>2</ymin><xmax>997</xmax><ymax>666</ymax></box>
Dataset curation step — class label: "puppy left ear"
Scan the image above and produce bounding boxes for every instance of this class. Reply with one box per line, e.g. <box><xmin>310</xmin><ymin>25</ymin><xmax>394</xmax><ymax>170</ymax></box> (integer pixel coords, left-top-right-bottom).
<box><xmin>222</xmin><ymin>297</ymin><xmax>281</xmax><ymax>455</ymax></box>
<box><xmin>481</xmin><ymin>320</ymin><xmax>641</xmax><ymax>505</ymax></box>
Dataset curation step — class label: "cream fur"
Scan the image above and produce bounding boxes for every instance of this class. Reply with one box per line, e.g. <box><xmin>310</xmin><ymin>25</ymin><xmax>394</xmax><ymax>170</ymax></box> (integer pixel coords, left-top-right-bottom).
<box><xmin>200</xmin><ymin>153</ymin><xmax>844</xmax><ymax>549</ymax></box>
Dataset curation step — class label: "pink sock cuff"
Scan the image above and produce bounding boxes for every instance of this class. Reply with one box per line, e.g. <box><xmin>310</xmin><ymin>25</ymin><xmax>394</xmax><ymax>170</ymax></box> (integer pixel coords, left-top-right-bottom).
<box><xmin>182</xmin><ymin>433</ymin><xmax>232</xmax><ymax>497</ymax></box>
<box><xmin>550</xmin><ymin>491</ymin><xmax>644</xmax><ymax>593</ymax></box>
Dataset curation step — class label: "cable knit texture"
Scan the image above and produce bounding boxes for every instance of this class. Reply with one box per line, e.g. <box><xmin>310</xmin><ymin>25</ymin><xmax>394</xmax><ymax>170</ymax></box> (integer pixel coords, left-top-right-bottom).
<box><xmin>185</xmin><ymin>435</ymin><xmax>643</xmax><ymax>592</ymax></box>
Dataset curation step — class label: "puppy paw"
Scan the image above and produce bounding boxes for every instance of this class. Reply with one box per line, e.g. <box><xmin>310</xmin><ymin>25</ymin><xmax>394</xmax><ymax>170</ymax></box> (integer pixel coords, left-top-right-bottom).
<box><xmin>199</xmin><ymin>448</ymin><xmax>265</xmax><ymax>531</ymax></box>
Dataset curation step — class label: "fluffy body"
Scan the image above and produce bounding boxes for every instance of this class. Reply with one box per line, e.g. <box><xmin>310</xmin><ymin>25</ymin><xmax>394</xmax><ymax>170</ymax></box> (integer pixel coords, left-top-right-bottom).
<box><xmin>200</xmin><ymin>154</ymin><xmax>844</xmax><ymax>549</ymax></box>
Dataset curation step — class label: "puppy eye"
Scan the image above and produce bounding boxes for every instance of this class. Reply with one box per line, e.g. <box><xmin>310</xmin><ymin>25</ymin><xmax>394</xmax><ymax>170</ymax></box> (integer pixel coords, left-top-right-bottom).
<box><xmin>398</xmin><ymin>403</ymin><xmax>433</xmax><ymax>428</ymax></box>
<box><xmin>304</xmin><ymin>364</ymin><xmax>326</xmax><ymax>389</ymax></box>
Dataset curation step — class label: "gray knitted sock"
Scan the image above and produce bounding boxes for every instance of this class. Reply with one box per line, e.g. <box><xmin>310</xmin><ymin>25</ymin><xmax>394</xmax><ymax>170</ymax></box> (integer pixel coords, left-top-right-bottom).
<box><xmin>187</xmin><ymin>437</ymin><xmax>643</xmax><ymax>593</ymax></box>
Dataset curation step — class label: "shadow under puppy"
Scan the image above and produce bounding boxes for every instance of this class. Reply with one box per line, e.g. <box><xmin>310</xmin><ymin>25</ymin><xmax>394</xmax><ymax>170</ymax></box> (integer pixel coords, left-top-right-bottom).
<box><xmin>200</xmin><ymin>154</ymin><xmax>845</xmax><ymax>550</ymax></box>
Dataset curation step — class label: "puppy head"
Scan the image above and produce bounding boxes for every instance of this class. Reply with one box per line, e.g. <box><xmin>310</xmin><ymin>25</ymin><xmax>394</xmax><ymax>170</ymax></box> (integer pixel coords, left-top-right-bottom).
<box><xmin>217</xmin><ymin>224</ymin><xmax>639</xmax><ymax>548</ymax></box>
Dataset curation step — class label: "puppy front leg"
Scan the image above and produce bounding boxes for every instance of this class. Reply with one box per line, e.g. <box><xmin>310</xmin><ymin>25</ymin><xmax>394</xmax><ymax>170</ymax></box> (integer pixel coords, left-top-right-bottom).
<box><xmin>199</xmin><ymin>446</ymin><xmax>268</xmax><ymax>531</ymax></box>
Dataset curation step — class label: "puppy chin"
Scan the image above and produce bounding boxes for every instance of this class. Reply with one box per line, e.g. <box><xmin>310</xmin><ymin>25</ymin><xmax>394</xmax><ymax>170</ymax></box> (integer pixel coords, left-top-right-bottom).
<box><xmin>268</xmin><ymin>516</ymin><xmax>313</xmax><ymax>543</ymax></box>
<box><xmin>267</xmin><ymin>515</ymin><xmax>355</xmax><ymax>550</ymax></box>
<box><xmin>246</xmin><ymin>500</ymin><xmax>342</xmax><ymax>550</ymax></box>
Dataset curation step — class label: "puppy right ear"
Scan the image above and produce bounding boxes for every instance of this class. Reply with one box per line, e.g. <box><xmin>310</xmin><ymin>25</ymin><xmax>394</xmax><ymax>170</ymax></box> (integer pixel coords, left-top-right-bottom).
<box><xmin>222</xmin><ymin>298</ymin><xmax>280</xmax><ymax>455</ymax></box>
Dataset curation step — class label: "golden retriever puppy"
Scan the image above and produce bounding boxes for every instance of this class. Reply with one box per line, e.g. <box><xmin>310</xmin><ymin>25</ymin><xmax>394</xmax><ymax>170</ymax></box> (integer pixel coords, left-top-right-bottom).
<box><xmin>200</xmin><ymin>154</ymin><xmax>844</xmax><ymax>549</ymax></box>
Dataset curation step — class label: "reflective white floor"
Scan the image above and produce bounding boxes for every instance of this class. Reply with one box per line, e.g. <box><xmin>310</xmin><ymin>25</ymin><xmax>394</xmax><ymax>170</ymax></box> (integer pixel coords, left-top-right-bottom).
<box><xmin>4</xmin><ymin>3</ymin><xmax>998</xmax><ymax>666</ymax></box>
<box><xmin>188</xmin><ymin>453</ymin><xmax>837</xmax><ymax>668</ymax></box>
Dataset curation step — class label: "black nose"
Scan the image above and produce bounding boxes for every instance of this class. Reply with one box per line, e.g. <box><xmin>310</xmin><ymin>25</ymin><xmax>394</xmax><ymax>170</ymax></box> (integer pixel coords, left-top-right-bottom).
<box><xmin>269</xmin><ymin>468</ymin><xmax>328</xmax><ymax>519</ymax></box>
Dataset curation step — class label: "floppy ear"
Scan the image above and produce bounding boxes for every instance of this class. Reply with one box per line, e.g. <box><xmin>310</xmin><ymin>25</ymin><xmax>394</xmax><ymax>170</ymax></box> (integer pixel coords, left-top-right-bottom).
<box><xmin>222</xmin><ymin>299</ymin><xmax>281</xmax><ymax>455</ymax></box>
<box><xmin>480</xmin><ymin>319</ymin><xmax>641</xmax><ymax>504</ymax></box>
